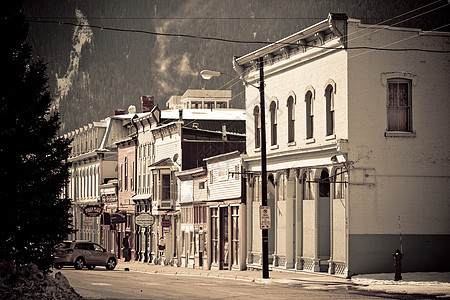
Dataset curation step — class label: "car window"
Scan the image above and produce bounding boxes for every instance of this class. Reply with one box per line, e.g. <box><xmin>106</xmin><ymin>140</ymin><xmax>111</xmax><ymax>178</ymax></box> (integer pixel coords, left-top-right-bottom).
<box><xmin>56</xmin><ymin>242</ymin><xmax>71</xmax><ymax>249</ymax></box>
<box><xmin>93</xmin><ymin>244</ymin><xmax>104</xmax><ymax>252</ymax></box>
<box><xmin>74</xmin><ymin>243</ymin><xmax>92</xmax><ymax>250</ymax></box>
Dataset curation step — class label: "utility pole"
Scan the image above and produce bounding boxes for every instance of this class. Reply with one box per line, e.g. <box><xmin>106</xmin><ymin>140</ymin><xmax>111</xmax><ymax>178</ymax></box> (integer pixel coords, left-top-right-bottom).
<box><xmin>259</xmin><ymin>56</ymin><xmax>269</xmax><ymax>279</ymax></box>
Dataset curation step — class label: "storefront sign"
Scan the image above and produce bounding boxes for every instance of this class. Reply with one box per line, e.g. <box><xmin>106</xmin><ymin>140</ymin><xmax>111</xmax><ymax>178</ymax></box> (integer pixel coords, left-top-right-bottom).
<box><xmin>83</xmin><ymin>219</ymin><xmax>93</xmax><ymax>226</ymax></box>
<box><xmin>110</xmin><ymin>212</ymin><xmax>127</xmax><ymax>224</ymax></box>
<box><xmin>161</xmin><ymin>219</ymin><xmax>171</xmax><ymax>227</ymax></box>
<box><xmin>260</xmin><ymin>206</ymin><xmax>271</xmax><ymax>229</ymax></box>
<box><xmin>217</xmin><ymin>169</ymin><xmax>229</xmax><ymax>181</ymax></box>
<box><xmin>101</xmin><ymin>194</ymin><xmax>117</xmax><ymax>203</ymax></box>
<box><xmin>135</xmin><ymin>213</ymin><xmax>155</xmax><ymax>228</ymax></box>
<box><xmin>83</xmin><ymin>205</ymin><xmax>103</xmax><ymax>217</ymax></box>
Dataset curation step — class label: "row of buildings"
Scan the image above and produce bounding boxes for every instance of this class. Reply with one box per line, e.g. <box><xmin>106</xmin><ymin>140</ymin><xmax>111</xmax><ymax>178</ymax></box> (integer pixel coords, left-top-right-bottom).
<box><xmin>62</xmin><ymin>14</ymin><xmax>450</xmax><ymax>276</ymax></box>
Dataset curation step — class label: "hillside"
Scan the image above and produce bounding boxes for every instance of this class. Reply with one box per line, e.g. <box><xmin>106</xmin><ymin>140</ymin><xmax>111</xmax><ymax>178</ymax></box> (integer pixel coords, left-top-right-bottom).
<box><xmin>23</xmin><ymin>0</ymin><xmax>449</xmax><ymax>133</ymax></box>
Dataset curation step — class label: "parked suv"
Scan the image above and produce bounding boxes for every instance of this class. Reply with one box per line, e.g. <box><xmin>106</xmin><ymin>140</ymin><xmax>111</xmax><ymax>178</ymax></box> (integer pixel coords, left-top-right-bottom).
<box><xmin>54</xmin><ymin>241</ymin><xmax>117</xmax><ymax>270</ymax></box>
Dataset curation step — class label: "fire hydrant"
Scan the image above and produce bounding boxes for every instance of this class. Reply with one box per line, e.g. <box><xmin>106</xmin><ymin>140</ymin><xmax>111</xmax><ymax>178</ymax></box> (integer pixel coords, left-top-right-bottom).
<box><xmin>392</xmin><ymin>249</ymin><xmax>403</xmax><ymax>281</ymax></box>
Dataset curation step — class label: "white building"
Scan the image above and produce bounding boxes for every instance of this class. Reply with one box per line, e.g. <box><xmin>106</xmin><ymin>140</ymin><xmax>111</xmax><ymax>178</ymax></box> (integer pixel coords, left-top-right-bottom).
<box><xmin>166</xmin><ymin>89</ymin><xmax>231</xmax><ymax>109</ymax></box>
<box><xmin>234</xmin><ymin>13</ymin><xmax>450</xmax><ymax>276</ymax></box>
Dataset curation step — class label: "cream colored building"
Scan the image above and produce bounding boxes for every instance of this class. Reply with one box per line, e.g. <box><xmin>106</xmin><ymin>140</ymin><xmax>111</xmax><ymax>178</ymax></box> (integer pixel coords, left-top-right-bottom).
<box><xmin>234</xmin><ymin>13</ymin><xmax>450</xmax><ymax>276</ymax></box>
<box><xmin>64</xmin><ymin>108</ymin><xmax>148</xmax><ymax>244</ymax></box>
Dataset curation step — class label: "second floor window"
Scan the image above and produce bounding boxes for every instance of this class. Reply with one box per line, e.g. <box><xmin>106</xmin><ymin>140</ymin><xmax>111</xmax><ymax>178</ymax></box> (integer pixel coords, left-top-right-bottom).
<box><xmin>387</xmin><ymin>79</ymin><xmax>412</xmax><ymax>132</ymax></box>
<box><xmin>124</xmin><ymin>157</ymin><xmax>128</xmax><ymax>191</ymax></box>
<box><xmin>287</xmin><ymin>96</ymin><xmax>295</xmax><ymax>143</ymax></box>
<box><xmin>162</xmin><ymin>174</ymin><xmax>171</xmax><ymax>200</ymax></box>
<box><xmin>269</xmin><ymin>101</ymin><xmax>277</xmax><ymax>146</ymax></box>
<box><xmin>253</xmin><ymin>106</ymin><xmax>261</xmax><ymax>149</ymax></box>
<box><xmin>325</xmin><ymin>84</ymin><xmax>335</xmax><ymax>136</ymax></box>
<box><xmin>305</xmin><ymin>91</ymin><xmax>314</xmax><ymax>139</ymax></box>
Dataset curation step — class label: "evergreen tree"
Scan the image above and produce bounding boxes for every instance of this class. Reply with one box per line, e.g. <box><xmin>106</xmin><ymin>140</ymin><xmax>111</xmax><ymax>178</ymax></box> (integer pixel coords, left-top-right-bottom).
<box><xmin>0</xmin><ymin>1</ymin><xmax>73</xmax><ymax>271</ymax></box>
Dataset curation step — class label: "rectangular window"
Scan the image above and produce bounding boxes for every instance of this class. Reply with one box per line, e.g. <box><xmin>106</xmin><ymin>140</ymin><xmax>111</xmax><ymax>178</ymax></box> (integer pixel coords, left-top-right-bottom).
<box><xmin>162</xmin><ymin>174</ymin><xmax>171</xmax><ymax>200</ymax></box>
<box><xmin>387</xmin><ymin>79</ymin><xmax>412</xmax><ymax>132</ymax></box>
<box><xmin>199</xmin><ymin>181</ymin><xmax>205</xmax><ymax>189</ymax></box>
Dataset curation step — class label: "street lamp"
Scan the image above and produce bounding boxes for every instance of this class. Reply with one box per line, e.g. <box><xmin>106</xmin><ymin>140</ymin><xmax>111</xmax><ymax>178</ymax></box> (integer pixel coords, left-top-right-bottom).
<box><xmin>200</xmin><ymin>70</ymin><xmax>223</xmax><ymax>80</ymax></box>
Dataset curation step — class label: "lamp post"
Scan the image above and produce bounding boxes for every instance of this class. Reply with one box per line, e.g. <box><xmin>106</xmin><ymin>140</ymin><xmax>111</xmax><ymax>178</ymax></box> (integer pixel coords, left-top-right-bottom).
<box><xmin>258</xmin><ymin>56</ymin><xmax>269</xmax><ymax>279</ymax></box>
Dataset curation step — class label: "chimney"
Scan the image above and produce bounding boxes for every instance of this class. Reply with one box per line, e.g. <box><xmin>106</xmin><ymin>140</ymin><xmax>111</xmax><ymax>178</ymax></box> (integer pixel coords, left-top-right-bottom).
<box><xmin>141</xmin><ymin>95</ymin><xmax>155</xmax><ymax>113</ymax></box>
<box><xmin>222</xmin><ymin>124</ymin><xmax>227</xmax><ymax>140</ymax></box>
<box><xmin>114</xmin><ymin>109</ymin><xmax>125</xmax><ymax>116</ymax></box>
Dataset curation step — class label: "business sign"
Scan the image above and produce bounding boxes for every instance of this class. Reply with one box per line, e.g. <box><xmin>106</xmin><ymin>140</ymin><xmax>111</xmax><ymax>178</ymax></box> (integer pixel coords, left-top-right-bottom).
<box><xmin>135</xmin><ymin>213</ymin><xmax>155</xmax><ymax>228</ymax></box>
<box><xmin>110</xmin><ymin>212</ymin><xmax>127</xmax><ymax>224</ymax></box>
<box><xmin>83</xmin><ymin>205</ymin><xmax>103</xmax><ymax>217</ymax></box>
<box><xmin>217</xmin><ymin>169</ymin><xmax>229</xmax><ymax>182</ymax></box>
<box><xmin>260</xmin><ymin>206</ymin><xmax>272</xmax><ymax>229</ymax></box>
<box><xmin>161</xmin><ymin>219</ymin><xmax>171</xmax><ymax>227</ymax></box>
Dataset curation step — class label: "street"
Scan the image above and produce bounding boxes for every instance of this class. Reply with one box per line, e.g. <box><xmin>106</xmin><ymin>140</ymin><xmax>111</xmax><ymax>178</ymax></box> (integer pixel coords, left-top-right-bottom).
<box><xmin>59</xmin><ymin>268</ymin><xmax>425</xmax><ymax>299</ymax></box>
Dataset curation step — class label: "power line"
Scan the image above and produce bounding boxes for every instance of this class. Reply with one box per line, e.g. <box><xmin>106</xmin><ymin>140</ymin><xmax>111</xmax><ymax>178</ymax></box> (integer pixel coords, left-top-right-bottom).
<box><xmin>26</xmin><ymin>19</ymin><xmax>450</xmax><ymax>53</ymax></box>
<box><xmin>26</xmin><ymin>16</ymin><xmax>385</xmax><ymax>21</ymax></box>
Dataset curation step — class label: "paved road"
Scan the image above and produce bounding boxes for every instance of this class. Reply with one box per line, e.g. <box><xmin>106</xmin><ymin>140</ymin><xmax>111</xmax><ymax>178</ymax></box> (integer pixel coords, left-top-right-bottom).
<box><xmin>59</xmin><ymin>267</ymin><xmax>425</xmax><ymax>299</ymax></box>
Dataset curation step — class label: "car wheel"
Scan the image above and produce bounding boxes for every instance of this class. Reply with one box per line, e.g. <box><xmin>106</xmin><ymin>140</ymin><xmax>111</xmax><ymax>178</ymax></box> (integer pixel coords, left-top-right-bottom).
<box><xmin>54</xmin><ymin>264</ymin><xmax>62</xmax><ymax>269</ymax></box>
<box><xmin>87</xmin><ymin>265</ymin><xmax>95</xmax><ymax>270</ymax></box>
<box><xmin>74</xmin><ymin>257</ymin><xmax>84</xmax><ymax>270</ymax></box>
<box><xmin>106</xmin><ymin>258</ymin><xmax>116</xmax><ymax>270</ymax></box>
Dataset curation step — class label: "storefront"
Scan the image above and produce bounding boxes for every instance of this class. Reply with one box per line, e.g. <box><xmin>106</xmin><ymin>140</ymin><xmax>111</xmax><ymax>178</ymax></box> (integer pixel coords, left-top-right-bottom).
<box><xmin>204</xmin><ymin>151</ymin><xmax>246</xmax><ymax>271</ymax></box>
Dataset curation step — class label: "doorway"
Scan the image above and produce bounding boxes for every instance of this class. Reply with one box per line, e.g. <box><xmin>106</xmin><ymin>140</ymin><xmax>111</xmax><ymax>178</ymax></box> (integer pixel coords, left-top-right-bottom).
<box><xmin>219</xmin><ymin>207</ymin><xmax>229</xmax><ymax>270</ymax></box>
<box><xmin>318</xmin><ymin>169</ymin><xmax>330</xmax><ymax>272</ymax></box>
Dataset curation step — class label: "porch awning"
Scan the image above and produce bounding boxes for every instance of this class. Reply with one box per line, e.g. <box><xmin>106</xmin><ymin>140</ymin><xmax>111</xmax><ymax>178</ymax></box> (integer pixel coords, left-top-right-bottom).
<box><xmin>131</xmin><ymin>194</ymin><xmax>152</xmax><ymax>201</ymax></box>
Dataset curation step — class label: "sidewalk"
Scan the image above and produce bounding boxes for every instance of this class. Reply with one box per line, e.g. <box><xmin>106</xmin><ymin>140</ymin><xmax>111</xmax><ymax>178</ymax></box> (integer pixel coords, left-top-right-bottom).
<box><xmin>117</xmin><ymin>260</ymin><xmax>450</xmax><ymax>298</ymax></box>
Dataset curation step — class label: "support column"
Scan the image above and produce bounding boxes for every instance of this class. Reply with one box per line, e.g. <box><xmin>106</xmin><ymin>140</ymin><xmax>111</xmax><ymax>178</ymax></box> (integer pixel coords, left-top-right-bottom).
<box><xmin>295</xmin><ymin>169</ymin><xmax>303</xmax><ymax>270</ymax></box>
<box><xmin>285</xmin><ymin>169</ymin><xmax>295</xmax><ymax>269</ymax></box>
<box><xmin>240</xmin><ymin>202</ymin><xmax>247</xmax><ymax>270</ymax></box>
<box><xmin>312</xmin><ymin>169</ymin><xmax>321</xmax><ymax>272</ymax></box>
<box><xmin>246</xmin><ymin>177</ymin><xmax>253</xmax><ymax>265</ymax></box>
<box><xmin>328</xmin><ymin>166</ymin><xmax>335</xmax><ymax>274</ymax></box>
<box><xmin>206</xmin><ymin>207</ymin><xmax>212</xmax><ymax>269</ymax></box>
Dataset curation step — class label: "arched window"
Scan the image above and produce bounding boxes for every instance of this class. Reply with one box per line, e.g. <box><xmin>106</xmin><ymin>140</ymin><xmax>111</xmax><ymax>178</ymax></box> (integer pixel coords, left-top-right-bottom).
<box><xmin>253</xmin><ymin>106</ymin><xmax>261</xmax><ymax>149</ymax></box>
<box><xmin>287</xmin><ymin>96</ymin><xmax>295</xmax><ymax>143</ymax></box>
<box><xmin>325</xmin><ymin>84</ymin><xmax>335</xmax><ymax>136</ymax></box>
<box><xmin>269</xmin><ymin>101</ymin><xmax>277</xmax><ymax>146</ymax></box>
<box><xmin>305</xmin><ymin>91</ymin><xmax>314</xmax><ymax>139</ymax></box>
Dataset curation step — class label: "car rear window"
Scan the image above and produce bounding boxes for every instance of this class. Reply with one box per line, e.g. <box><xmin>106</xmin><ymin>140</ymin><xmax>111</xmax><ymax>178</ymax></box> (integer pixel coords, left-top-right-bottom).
<box><xmin>56</xmin><ymin>242</ymin><xmax>72</xmax><ymax>249</ymax></box>
<box><xmin>74</xmin><ymin>243</ymin><xmax>95</xmax><ymax>250</ymax></box>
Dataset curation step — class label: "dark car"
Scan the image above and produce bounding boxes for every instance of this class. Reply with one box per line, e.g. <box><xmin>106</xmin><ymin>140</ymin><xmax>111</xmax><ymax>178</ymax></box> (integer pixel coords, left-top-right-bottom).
<box><xmin>54</xmin><ymin>241</ymin><xmax>117</xmax><ymax>270</ymax></box>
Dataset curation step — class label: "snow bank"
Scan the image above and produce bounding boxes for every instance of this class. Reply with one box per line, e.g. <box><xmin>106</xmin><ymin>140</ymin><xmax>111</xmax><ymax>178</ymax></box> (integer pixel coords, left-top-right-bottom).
<box><xmin>0</xmin><ymin>261</ymin><xmax>81</xmax><ymax>300</ymax></box>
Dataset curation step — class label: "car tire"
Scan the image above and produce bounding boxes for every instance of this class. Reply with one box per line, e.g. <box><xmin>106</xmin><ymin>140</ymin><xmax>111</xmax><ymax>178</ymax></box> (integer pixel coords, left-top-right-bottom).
<box><xmin>54</xmin><ymin>264</ymin><xmax>62</xmax><ymax>269</ymax></box>
<box><xmin>74</xmin><ymin>257</ymin><xmax>84</xmax><ymax>270</ymax></box>
<box><xmin>106</xmin><ymin>258</ymin><xmax>116</xmax><ymax>270</ymax></box>
<box><xmin>87</xmin><ymin>265</ymin><xmax>95</xmax><ymax>270</ymax></box>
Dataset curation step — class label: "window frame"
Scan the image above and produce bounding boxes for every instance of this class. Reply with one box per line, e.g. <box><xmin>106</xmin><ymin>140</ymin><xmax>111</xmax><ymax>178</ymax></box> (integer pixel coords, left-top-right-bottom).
<box><xmin>386</xmin><ymin>78</ymin><xmax>412</xmax><ymax>133</ymax></box>
<box><xmin>305</xmin><ymin>91</ymin><xmax>314</xmax><ymax>140</ymax></box>
<box><xmin>287</xmin><ymin>96</ymin><xmax>295</xmax><ymax>143</ymax></box>
<box><xmin>325</xmin><ymin>84</ymin><xmax>335</xmax><ymax>136</ymax></box>
<box><xmin>269</xmin><ymin>100</ymin><xmax>277</xmax><ymax>146</ymax></box>
<box><xmin>253</xmin><ymin>105</ymin><xmax>261</xmax><ymax>149</ymax></box>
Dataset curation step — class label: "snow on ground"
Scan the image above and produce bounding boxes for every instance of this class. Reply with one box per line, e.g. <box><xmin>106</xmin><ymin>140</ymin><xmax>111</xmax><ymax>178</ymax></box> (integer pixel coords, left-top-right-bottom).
<box><xmin>352</xmin><ymin>272</ymin><xmax>450</xmax><ymax>297</ymax></box>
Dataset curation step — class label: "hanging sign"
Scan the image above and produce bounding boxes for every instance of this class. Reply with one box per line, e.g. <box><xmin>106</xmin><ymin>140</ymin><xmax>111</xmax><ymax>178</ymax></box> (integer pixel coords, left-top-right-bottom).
<box><xmin>260</xmin><ymin>206</ymin><xmax>271</xmax><ymax>229</ymax></box>
<box><xmin>135</xmin><ymin>213</ymin><xmax>155</xmax><ymax>228</ymax></box>
<box><xmin>110</xmin><ymin>211</ymin><xmax>127</xmax><ymax>224</ymax></box>
<box><xmin>83</xmin><ymin>205</ymin><xmax>103</xmax><ymax>217</ymax></box>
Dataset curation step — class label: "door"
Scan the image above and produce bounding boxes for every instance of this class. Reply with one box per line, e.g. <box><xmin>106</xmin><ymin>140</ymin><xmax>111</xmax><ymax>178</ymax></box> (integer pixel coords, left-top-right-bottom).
<box><xmin>219</xmin><ymin>207</ymin><xmax>229</xmax><ymax>270</ymax></box>
<box><xmin>318</xmin><ymin>169</ymin><xmax>331</xmax><ymax>271</ymax></box>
